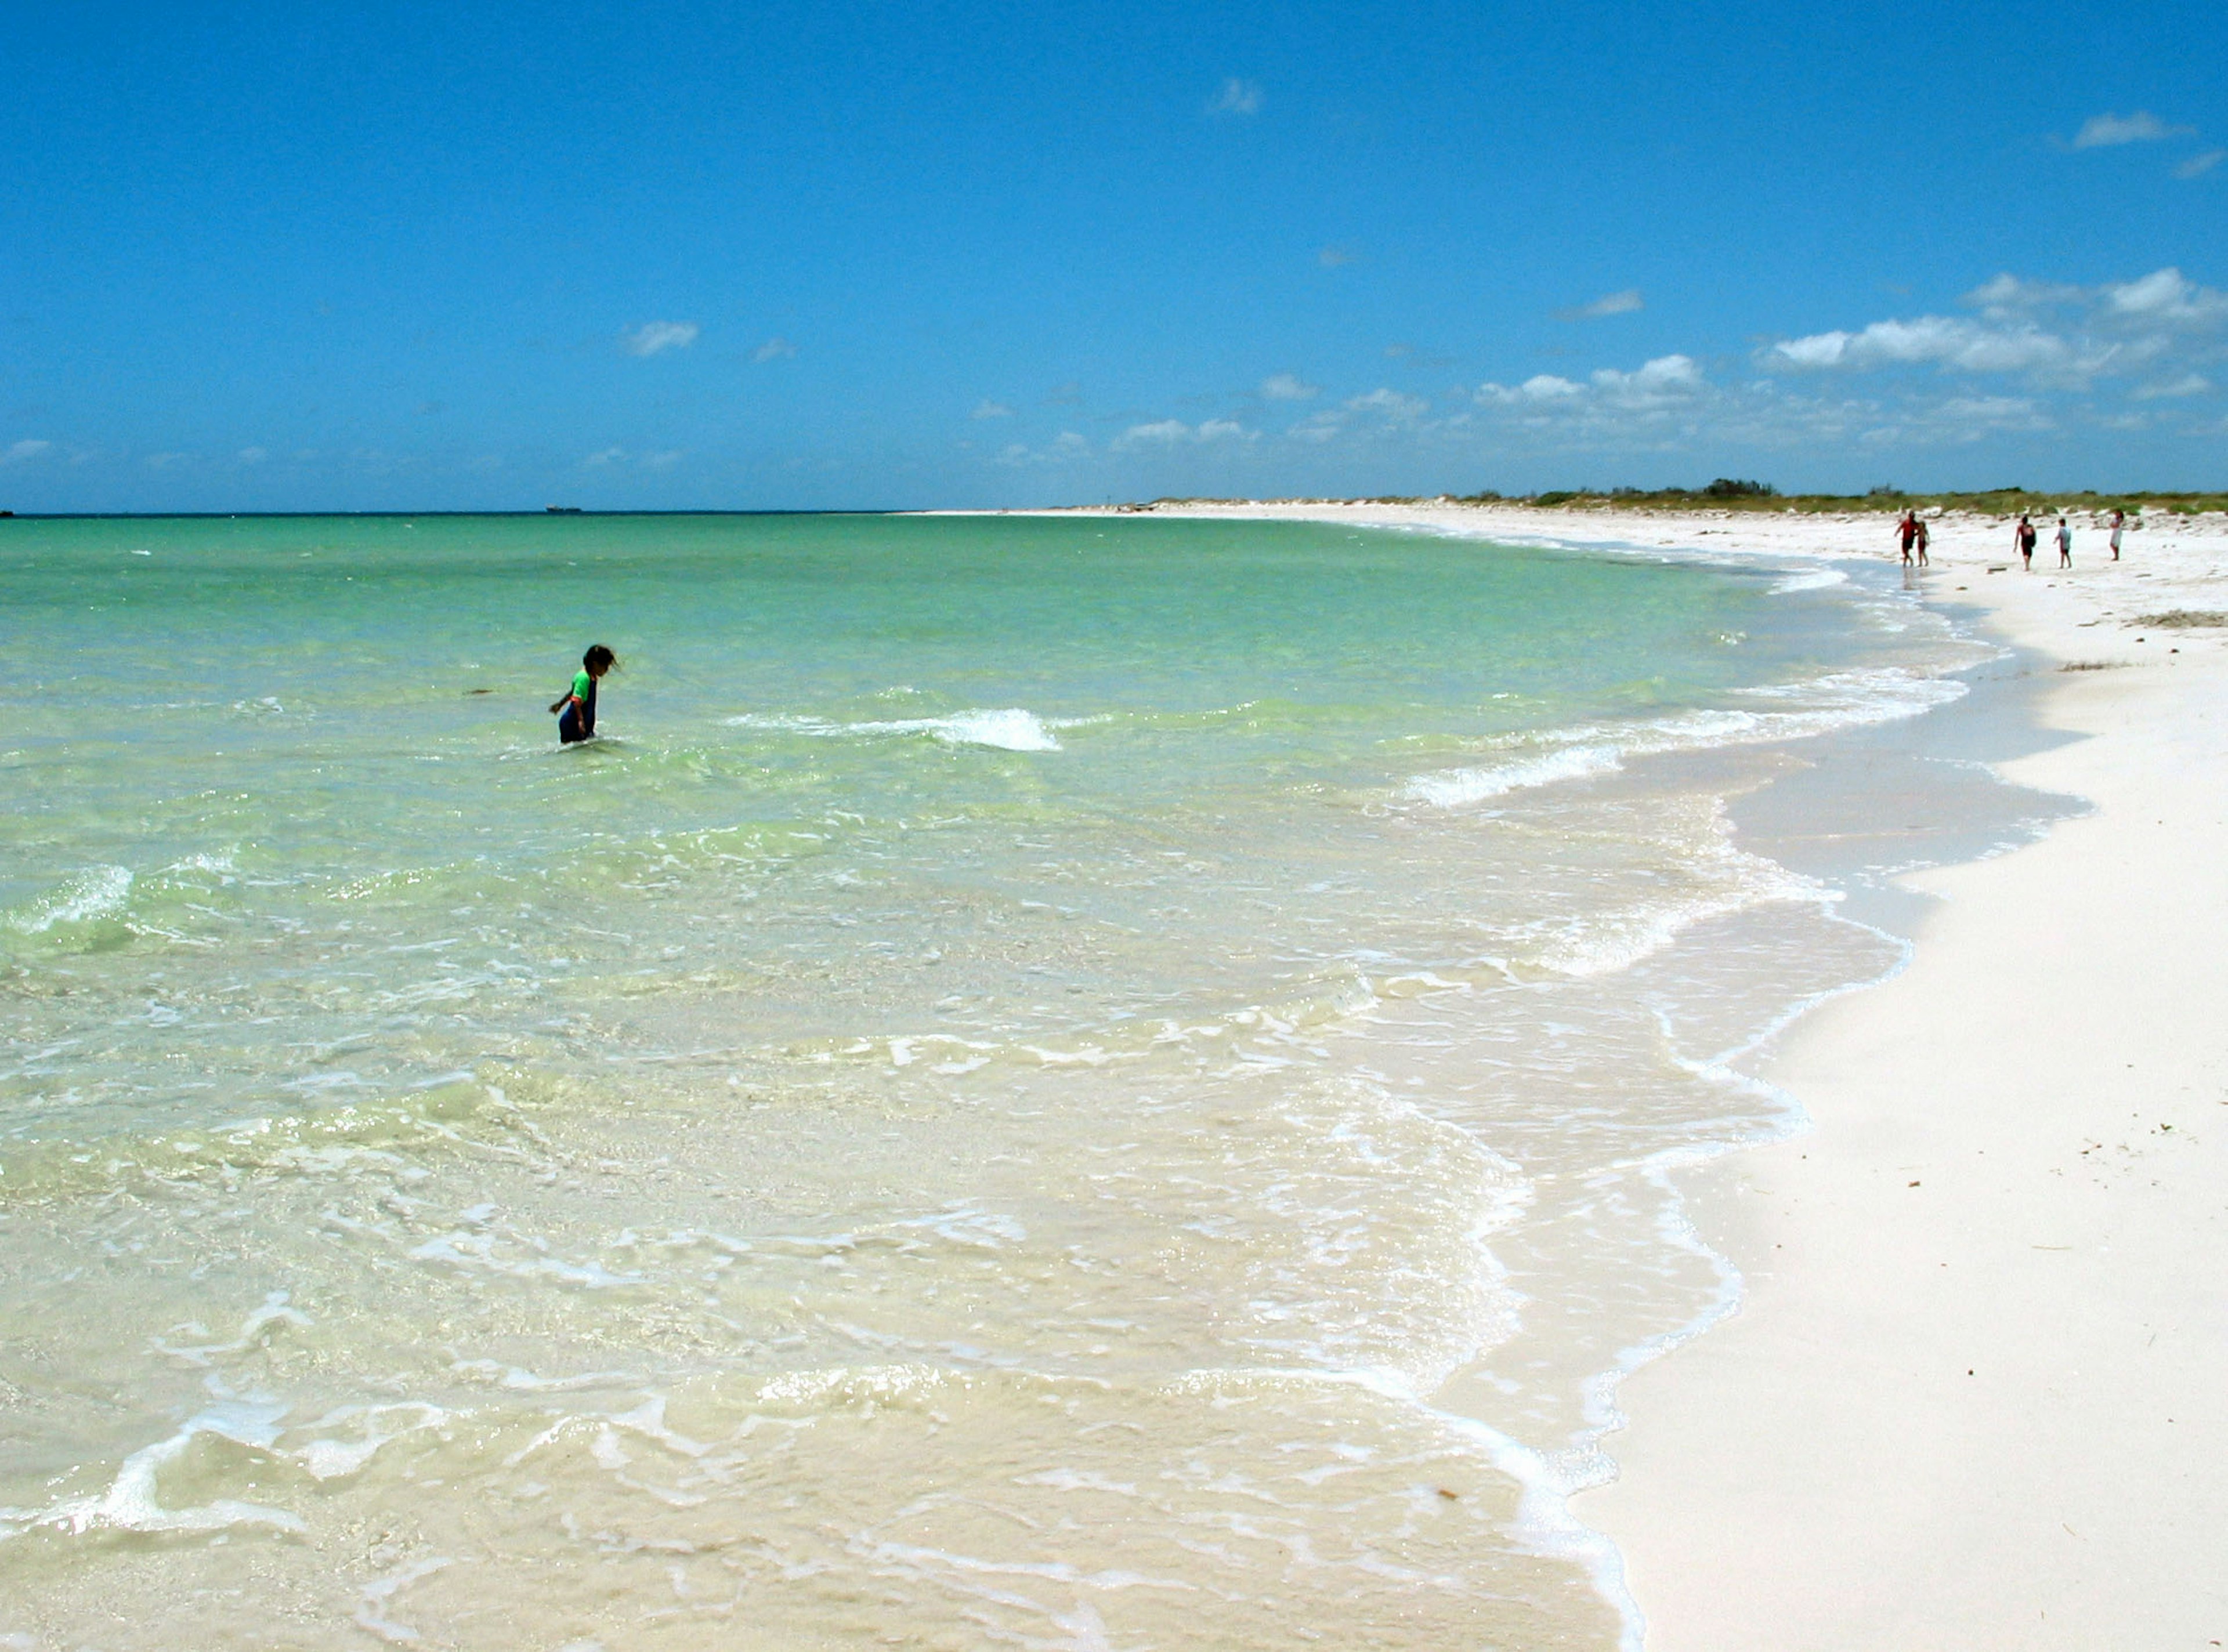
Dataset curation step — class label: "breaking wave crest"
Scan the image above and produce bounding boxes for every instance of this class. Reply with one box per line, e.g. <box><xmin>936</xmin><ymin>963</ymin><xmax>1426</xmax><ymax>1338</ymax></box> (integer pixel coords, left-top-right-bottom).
<box><xmin>1407</xmin><ymin>667</ymin><xmax>1966</xmax><ymax>807</ymax></box>
<box><xmin>5</xmin><ymin>865</ymin><xmax>133</xmax><ymax>934</ymax></box>
<box><xmin>729</xmin><ymin>707</ymin><xmax>1068</xmax><ymax>751</ymax></box>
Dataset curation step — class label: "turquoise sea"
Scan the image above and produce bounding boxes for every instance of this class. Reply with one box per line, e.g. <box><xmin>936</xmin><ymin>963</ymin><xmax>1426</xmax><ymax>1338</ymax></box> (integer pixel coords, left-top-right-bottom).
<box><xmin>3</xmin><ymin>513</ymin><xmax>2001</xmax><ymax>1647</ymax></box>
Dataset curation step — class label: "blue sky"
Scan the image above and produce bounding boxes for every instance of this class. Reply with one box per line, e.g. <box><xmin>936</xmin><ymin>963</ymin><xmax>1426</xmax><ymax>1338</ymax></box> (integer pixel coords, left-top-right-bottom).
<box><xmin>3</xmin><ymin>0</ymin><xmax>2225</xmax><ymax>510</ymax></box>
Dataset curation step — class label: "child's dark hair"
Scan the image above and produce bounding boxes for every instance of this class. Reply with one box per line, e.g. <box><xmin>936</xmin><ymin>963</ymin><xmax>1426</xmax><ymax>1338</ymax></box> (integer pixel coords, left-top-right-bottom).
<box><xmin>584</xmin><ymin>644</ymin><xmax>617</xmax><ymax>672</ymax></box>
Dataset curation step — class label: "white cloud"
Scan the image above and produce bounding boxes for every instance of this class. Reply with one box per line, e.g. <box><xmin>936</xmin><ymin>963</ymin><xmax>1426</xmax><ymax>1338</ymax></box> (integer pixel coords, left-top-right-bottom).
<box><xmin>643</xmin><ymin>450</ymin><xmax>683</xmax><ymax>469</ymax></box>
<box><xmin>1477</xmin><ymin>360</ymin><xmax>1703</xmax><ymax>412</ymax></box>
<box><xmin>1775</xmin><ymin>269</ymin><xmax>2228</xmax><ymax>412</ymax></box>
<box><xmin>237</xmin><ymin>446</ymin><xmax>268</xmax><ymax>463</ymax></box>
<box><xmin>623</xmin><ymin>321</ymin><xmax>699</xmax><ymax>357</ymax></box>
<box><xmin>1477</xmin><ymin>374</ymin><xmax>1585</xmax><ymax>405</ymax></box>
<box><xmin>1318</xmin><ymin>246</ymin><xmax>1355</xmax><ymax>268</ymax></box>
<box><xmin>1462</xmin><ymin>352</ymin><xmax>1736</xmax><ymax>450</ymax></box>
<box><xmin>753</xmin><ymin>336</ymin><xmax>797</xmax><ymax>363</ymax></box>
<box><xmin>1590</xmin><ymin>354</ymin><xmax>1705</xmax><ymax>405</ymax></box>
<box><xmin>1965</xmin><ymin>273</ymin><xmax>2085</xmax><ymax>317</ymax></box>
<box><xmin>2133</xmin><ymin>372</ymin><xmax>2212</xmax><ymax>399</ymax></box>
<box><xmin>1560</xmin><ymin>288</ymin><xmax>1644</xmax><ymax>320</ymax></box>
<box><xmin>1117</xmin><ymin>419</ymin><xmax>1191</xmax><ymax>447</ymax></box>
<box><xmin>2</xmin><ymin>438</ymin><xmax>51</xmax><ymax>463</ymax></box>
<box><xmin>1085</xmin><ymin>265</ymin><xmax>2228</xmax><ymax>469</ymax></box>
<box><xmin>995</xmin><ymin>431</ymin><xmax>1091</xmax><ymax>467</ymax></box>
<box><xmin>144</xmin><ymin>451</ymin><xmax>191</xmax><ymax>469</ymax></box>
<box><xmin>1209</xmin><ymin>78</ymin><xmax>1262</xmax><ymax>116</ymax></box>
<box><xmin>1922</xmin><ymin>396</ymin><xmax>2054</xmax><ymax>437</ymax></box>
<box><xmin>1769</xmin><ymin>330</ymin><xmax>1857</xmax><ymax>369</ymax></box>
<box><xmin>2102</xmin><ymin>266</ymin><xmax>2228</xmax><ymax>325</ymax></box>
<box><xmin>2071</xmin><ymin>111</ymin><xmax>2189</xmax><ymax>148</ymax></box>
<box><xmin>1346</xmin><ymin>387</ymin><xmax>1427</xmax><ymax>421</ymax></box>
<box><xmin>971</xmin><ymin>400</ymin><xmax>1014</xmax><ymax>419</ymax></box>
<box><xmin>2177</xmin><ymin>149</ymin><xmax>2225</xmax><ymax>180</ymax></box>
<box><xmin>1112</xmin><ymin>418</ymin><xmax>1254</xmax><ymax>451</ymax></box>
<box><xmin>585</xmin><ymin>447</ymin><xmax>626</xmax><ymax>466</ymax></box>
<box><xmin>1767</xmin><ymin>315</ymin><xmax>2070</xmax><ymax>374</ymax></box>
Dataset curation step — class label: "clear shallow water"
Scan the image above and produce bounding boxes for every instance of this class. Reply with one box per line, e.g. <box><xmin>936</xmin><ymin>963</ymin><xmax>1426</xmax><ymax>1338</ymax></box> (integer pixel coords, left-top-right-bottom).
<box><xmin>2</xmin><ymin>513</ymin><xmax>1994</xmax><ymax>1648</ymax></box>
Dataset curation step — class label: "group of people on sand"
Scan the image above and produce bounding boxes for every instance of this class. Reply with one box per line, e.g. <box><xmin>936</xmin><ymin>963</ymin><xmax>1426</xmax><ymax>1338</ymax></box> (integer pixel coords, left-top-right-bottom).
<box><xmin>1896</xmin><ymin>507</ymin><xmax>2128</xmax><ymax>572</ymax></box>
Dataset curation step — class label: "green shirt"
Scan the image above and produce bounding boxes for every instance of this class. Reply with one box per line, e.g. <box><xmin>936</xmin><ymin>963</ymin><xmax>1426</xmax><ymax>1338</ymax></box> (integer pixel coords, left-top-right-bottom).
<box><xmin>572</xmin><ymin>669</ymin><xmax>592</xmax><ymax>702</ymax></box>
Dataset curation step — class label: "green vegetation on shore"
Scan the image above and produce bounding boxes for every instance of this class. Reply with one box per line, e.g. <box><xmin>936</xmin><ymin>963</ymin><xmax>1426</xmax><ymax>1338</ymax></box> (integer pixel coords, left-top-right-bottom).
<box><xmin>1139</xmin><ymin>483</ymin><xmax>2228</xmax><ymax>516</ymax></box>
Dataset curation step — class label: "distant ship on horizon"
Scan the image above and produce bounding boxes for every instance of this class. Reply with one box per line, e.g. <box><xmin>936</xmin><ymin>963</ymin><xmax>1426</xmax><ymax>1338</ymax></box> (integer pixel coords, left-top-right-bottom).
<box><xmin>545</xmin><ymin>504</ymin><xmax>584</xmax><ymax>513</ymax></box>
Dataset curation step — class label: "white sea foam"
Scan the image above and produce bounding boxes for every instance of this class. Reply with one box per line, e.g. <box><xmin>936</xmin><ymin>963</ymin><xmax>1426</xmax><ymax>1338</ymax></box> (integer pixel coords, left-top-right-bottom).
<box><xmin>5</xmin><ymin>865</ymin><xmax>132</xmax><ymax>933</ymax></box>
<box><xmin>1408</xmin><ymin>667</ymin><xmax>1966</xmax><ymax>808</ymax></box>
<box><xmin>291</xmin><ymin>1402</ymin><xmax>451</xmax><ymax>1481</ymax></box>
<box><xmin>150</xmin><ymin>1290</ymin><xmax>313</xmax><ymax>1367</ymax></box>
<box><xmin>1405</xmin><ymin>745</ymin><xmax>1623</xmax><ymax>806</ymax></box>
<box><xmin>0</xmin><ymin>1400</ymin><xmax>303</xmax><ymax>1542</ymax></box>
<box><xmin>728</xmin><ymin>707</ymin><xmax>1066</xmax><ymax>751</ymax></box>
<box><xmin>1770</xmin><ymin>567</ymin><xmax>1849</xmax><ymax>594</ymax></box>
<box><xmin>912</xmin><ymin>708</ymin><xmax>1064</xmax><ymax>751</ymax></box>
<box><xmin>409</xmin><ymin>1227</ymin><xmax>643</xmax><ymax>1289</ymax></box>
<box><xmin>1518</xmin><ymin>851</ymin><xmax>1829</xmax><ymax>977</ymax></box>
<box><xmin>356</xmin><ymin>1555</ymin><xmax>454</xmax><ymax>1645</ymax></box>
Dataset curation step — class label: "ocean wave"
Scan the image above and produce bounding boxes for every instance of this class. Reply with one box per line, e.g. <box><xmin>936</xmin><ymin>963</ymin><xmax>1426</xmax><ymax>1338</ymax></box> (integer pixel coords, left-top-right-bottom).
<box><xmin>1405</xmin><ymin>745</ymin><xmax>1623</xmax><ymax>806</ymax></box>
<box><xmin>4</xmin><ymin>865</ymin><xmax>133</xmax><ymax>933</ymax></box>
<box><xmin>0</xmin><ymin>1398</ymin><xmax>303</xmax><ymax>1542</ymax></box>
<box><xmin>1406</xmin><ymin>667</ymin><xmax>1966</xmax><ymax>808</ymax></box>
<box><xmin>1769</xmin><ymin>567</ymin><xmax>1849</xmax><ymax>594</ymax></box>
<box><xmin>1514</xmin><ymin>853</ymin><xmax>1828</xmax><ymax>977</ymax></box>
<box><xmin>728</xmin><ymin>707</ymin><xmax>1067</xmax><ymax>752</ymax></box>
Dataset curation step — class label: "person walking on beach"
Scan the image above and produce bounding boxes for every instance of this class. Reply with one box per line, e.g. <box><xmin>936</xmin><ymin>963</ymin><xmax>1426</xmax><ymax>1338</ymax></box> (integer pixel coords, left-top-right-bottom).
<box><xmin>2016</xmin><ymin>513</ymin><xmax>2037</xmax><ymax>571</ymax></box>
<box><xmin>551</xmin><ymin>644</ymin><xmax>617</xmax><ymax>744</ymax></box>
<box><xmin>1915</xmin><ymin>516</ymin><xmax>1930</xmax><ymax>567</ymax></box>
<box><xmin>1896</xmin><ymin>510</ymin><xmax>1918</xmax><ymax>565</ymax></box>
<box><xmin>2057</xmin><ymin>515</ymin><xmax>2073</xmax><ymax>569</ymax></box>
<box><xmin>2111</xmin><ymin>508</ymin><xmax>2125</xmax><ymax>561</ymax></box>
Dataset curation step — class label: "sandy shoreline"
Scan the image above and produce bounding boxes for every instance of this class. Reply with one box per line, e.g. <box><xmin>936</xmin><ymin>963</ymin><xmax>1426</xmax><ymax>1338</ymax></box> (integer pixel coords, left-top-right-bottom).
<box><xmin>1023</xmin><ymin>500</ymin><xmax>2228</xmax><ymax>1647</ymax></box>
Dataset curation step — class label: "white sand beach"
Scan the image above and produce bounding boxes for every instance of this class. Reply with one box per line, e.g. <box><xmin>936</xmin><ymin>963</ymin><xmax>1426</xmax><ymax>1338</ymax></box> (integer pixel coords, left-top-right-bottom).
<box><xmin>1108</xmin><ymin>499</ymin><xmax>2228</xmax><ymax>1649</ymax></box>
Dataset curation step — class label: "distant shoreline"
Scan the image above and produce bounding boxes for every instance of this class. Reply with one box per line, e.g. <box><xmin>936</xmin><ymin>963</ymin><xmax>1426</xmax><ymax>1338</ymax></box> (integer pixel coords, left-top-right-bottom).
<box><xmin>1040</xmin><ymin>485</ymin><xmax>2228</xmax><ymax>517</ymax></box>
<box><xmin>6</xmin><ymin>488</ymin><xmax>2224</xmax><ymax>523</ymax></box>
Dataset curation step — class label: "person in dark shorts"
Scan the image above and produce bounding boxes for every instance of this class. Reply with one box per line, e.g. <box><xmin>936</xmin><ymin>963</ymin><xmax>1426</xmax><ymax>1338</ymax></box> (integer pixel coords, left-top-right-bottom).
<box><xmin>1896</xmin><ymin>510</ymin><xmax>1918</xmax><ymax>565</ymax></box>
<box><xmin>551</xmin><ymin>644</ymin><xmax>617</xmax><ymax>743</ymax></box>
<box><xmin>2016</xmin><ymin>514</ymin><xmax>2037</xmax><ymax>571</ymax></box>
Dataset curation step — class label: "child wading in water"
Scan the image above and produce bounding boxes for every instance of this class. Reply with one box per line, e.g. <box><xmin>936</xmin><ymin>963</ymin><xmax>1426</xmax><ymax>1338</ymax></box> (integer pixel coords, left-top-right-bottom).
<box><xmin>551</xmin><ymin>644</ymin><xmax>617</xmax><ymax>743</ymax></box>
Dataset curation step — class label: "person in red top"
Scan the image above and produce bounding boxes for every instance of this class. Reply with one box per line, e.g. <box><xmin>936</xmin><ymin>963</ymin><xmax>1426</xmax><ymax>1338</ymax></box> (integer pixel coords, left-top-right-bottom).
<box><xmin>1896</xmin><ymin>510</ymin><xmax>1918</xmax><ymax>565</ymax></box>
